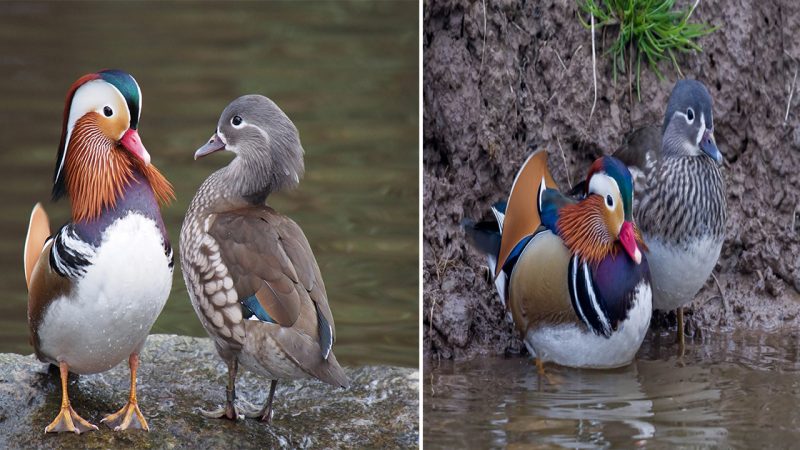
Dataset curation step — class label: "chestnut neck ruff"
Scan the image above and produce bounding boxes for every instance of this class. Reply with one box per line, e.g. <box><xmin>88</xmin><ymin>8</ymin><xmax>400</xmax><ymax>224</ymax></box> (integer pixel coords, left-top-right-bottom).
<box><xmin>557</xmin><ymin>195</ymin><xmax>647</xmax><ymax>265</ymax></box>
<box><xmin>64</xmin><ymin>115</ymin><xmax>174</xmax><ymax>223</ymax></box>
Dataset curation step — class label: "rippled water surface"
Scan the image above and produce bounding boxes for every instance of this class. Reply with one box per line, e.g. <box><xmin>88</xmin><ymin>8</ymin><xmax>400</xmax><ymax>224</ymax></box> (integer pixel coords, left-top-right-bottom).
<box><xmin>0</xmin><ymin>2</ymin><xmax>418</xmax><ymax>367</ymax></box>
<box><xmin>424</xmin><ymin>332</ymin><xmax>800</xmax><ymax>447</ymax></box>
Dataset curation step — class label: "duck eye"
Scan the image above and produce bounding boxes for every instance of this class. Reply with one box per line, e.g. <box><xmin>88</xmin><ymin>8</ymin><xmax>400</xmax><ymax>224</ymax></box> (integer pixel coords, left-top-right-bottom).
<box><xmin>606</xmin><ymin>194</ymin><xmax>614</xmax><ymax>208</ymax></box>
<box><xmin>686</xmin><ymin>107</ymin><xmax>694</xmax><ymax>122</ymax></box>
<box><xmin>103</xmin><ymin>106</ymin><xmax>113</xmax><ymax>117</ymax></box>
<box><xmin>231</xmin><ymin>115</ymin><xmax>243</xmax><ymax>126</ymax></box>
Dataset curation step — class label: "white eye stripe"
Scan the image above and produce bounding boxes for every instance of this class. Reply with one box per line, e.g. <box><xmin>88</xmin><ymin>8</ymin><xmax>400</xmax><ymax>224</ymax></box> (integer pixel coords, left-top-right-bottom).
<box><xmin>588</xmin><ymin>173</ymin><xmax>620</xmax><ymax>202</ymax></box>
<box><xmin>695</xmin><ymin>113</ymin><xmax>706</xmax><ymax>145</ymax></box>
<box><xmin>55</xmin><ymin>80</ymin><xmax>129</xmax><ymax>182</ymax></box>
<box><xmin>245</xmin><ymin>122</ymin><xmax>271</xmax><ymax>146</ymax></box>
<box><xmin>588</xmin><ymin>173</ymin><xmax>623</xmax><ymax>231</ymax></box>
<box><xmin>674</xmin><ymin>109</ymin><xmax>707</xmax><ymax>147</ymax></box>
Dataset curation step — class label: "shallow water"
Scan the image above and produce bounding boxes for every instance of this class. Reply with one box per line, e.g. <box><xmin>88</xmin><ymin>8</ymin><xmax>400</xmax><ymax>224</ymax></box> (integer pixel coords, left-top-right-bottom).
<box><xmin>424</xmin><ymin>331</ymin><xmax>800</xmax><ymax>448</ymax></box>
<box><xmin>0</xmin><ymin>2</ymin><xmax>417</xmax><ymax>367</ymax></box>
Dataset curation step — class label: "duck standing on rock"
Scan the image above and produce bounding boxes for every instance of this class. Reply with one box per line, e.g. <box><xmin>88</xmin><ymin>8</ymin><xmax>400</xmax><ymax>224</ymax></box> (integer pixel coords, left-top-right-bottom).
<box><xmin>465</xmin><ymin>151</ymin><xmax>651</xmax><ymax>369</ymax></box>
<box><xmin>180</xmin><ymin>95</ymin><xmax>349</xmax><ymax>423</ymax></box>
<box><xmin>614</xmin><ymin>79</ymin><xmax>727</xmax><ymax>348</ymax></box>
<box><xmin>24</xmin><ymin>70</ymin><xmax>174</xmax><ymax>433</ymax></box>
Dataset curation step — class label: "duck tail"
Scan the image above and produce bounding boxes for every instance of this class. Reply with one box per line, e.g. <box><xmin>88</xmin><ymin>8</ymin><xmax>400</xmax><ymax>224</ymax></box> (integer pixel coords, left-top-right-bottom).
<box><xmin>318</xmin><ymin>351</ymin><xmax>350</xmax><ymax>389</ymax></box>
<box><xmin>464</xmin><ymin>217</ymin><xmax>516</xmax><ymax>306</ymax></box>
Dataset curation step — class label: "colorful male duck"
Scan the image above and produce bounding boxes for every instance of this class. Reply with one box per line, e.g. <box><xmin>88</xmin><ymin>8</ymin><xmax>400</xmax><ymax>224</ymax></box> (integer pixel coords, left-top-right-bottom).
<box><xmin>180</xmin><ymin>95</ymin><xmax>348</xmax><ymax>423</ymax></box>
<box><xmin>23</xmin><ymin>70</ymin><xmax>174</xmax><ymax>433</ymax></box>
<box><xmin>465</xmin><ymin>151</ymin><xmax>651</xmax><ymax>369</ymax></box>
<box><xmin>614</xmin><ymin>79</ymin><xmax>727</xmax><ymax>347</ymax></box>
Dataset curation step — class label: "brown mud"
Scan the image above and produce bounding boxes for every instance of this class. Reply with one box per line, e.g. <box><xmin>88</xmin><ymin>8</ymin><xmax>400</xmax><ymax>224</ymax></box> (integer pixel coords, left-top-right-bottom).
<box><xmin>423</xmin><ymin>0</ymin><xmax>800</xmax><ymax>360</ymax></box>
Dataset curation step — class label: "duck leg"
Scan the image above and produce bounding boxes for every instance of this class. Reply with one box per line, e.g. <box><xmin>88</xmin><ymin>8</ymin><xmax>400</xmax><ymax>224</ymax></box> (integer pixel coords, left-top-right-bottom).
<box><xmin>45</xmin><ymin>361</ymin><xmax>98</xmax><ymax>434</ymax></box>
<box><xmin>200</xmin><ymin>358</ymin><xmax>240</xmax><ymax>420</ymax></box>
<box><xmin>102</xmin><ymin>353</ymin><xmax>149</xmax><ymax>431</ymax></box>
<box><xmin>535</xmin><ymin>357</ymin><xmax>546</xmax><ymax>376</ymax></box>
<box><xmin>241</xmin><ymin>380</ymin><xmax>278</xmax><ymax>423</ymax></box>
<box><xmin>676</xmin><ymin>307</ymin><xmax>686</xmax><ymax>356</ymax></box>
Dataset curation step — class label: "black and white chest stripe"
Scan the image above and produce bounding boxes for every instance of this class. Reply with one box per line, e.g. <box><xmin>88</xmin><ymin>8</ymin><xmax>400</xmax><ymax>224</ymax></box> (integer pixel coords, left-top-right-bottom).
<box><xmin>164</xmin><ymin>239</ymin><xmax>174</xmax><ymax>269</ymax></box>
<box><xmin>567</xmin><ymin>255</ymin><xmax>613</xmax><ymax>338</ymax></box>
<box><xmin>49</xmin><ymin>225</ymin><xmax>95</xmax><ymax>278</ymax></box>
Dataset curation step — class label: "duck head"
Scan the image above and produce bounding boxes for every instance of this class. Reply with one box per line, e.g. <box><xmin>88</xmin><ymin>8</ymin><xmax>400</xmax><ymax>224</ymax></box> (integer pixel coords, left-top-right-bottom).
<box><xmin>194</xmin><ymin>95</ymin><xmax>304</xmax><ymax>202</ymax></box>
<box><xmin>52</xmin><ymin>69</ymin><xmax>173</xmax><ymax>222</ymax></box>
<box><xmin>558</xmin><ymin>156</ymin><xmax>645</xmax><ymax>265</ymax></box>
<box><xmin>662</xmin><ymin>79</ymin><xmax>722</xmax><ymax>165</ymax></box>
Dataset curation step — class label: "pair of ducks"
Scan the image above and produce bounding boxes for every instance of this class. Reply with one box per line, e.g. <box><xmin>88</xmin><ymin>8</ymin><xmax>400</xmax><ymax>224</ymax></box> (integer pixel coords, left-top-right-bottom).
<box><xmin>466</xmin><ymin>79</ymin><xmax>727</xmax><ymax>369</ymax></box>
<box><xmin>23</xmin><ymin>70</ymin><xmax>347</xmax><ymax>434</ymax></box>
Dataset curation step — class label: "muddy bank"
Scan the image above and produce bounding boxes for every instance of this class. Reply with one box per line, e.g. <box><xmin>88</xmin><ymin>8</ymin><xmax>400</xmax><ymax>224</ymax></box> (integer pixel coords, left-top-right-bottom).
<box><xmin>0</xmin><ymin>335</ymin><xmax>418</xmax><ymax>449</ymax></box>
<box><xmin>423</xmin><ymin>0</ymin><xmax>800</xmax><ymax>360</ymax></box>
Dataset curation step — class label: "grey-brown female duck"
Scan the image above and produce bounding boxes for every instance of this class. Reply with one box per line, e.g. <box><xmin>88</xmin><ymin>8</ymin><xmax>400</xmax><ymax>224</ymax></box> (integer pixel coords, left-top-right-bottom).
<box><xmin>180</xmin><ymin>95</ymin><xmax>348</xmax><ymax>423</ymax></box>
<box><xmin>614</xmin><ymin>79</ymin><xmax>727</xmax><ymax>347</ymax></box>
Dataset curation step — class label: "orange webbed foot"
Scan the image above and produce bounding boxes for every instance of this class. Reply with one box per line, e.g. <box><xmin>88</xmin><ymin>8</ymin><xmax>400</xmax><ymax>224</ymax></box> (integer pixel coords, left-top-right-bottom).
<box><xmin>44</xmin><ymin>404</ymin><xmax>98</xmax><ymax>434</ymax></box>
<box><xmin>101</xmin><ymin>400</ymin><xmax>149</xmax><ymax>431</ymax></box>
<box><xmin>534</xmin><ymin>358</ymin><xmax>562</xmax><ymax>386</ymax></box>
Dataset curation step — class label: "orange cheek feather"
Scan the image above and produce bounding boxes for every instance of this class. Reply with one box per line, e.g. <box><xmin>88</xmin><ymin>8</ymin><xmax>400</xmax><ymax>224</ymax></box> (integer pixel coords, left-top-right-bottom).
<box><xmin>96</xmin><ymin>110</ymin><xmax>128</xmax><ymax>141</ymax></box>
<box><xmin>557</xmin><ymin>196</ymin><xmax>616</xmax><ymax>265</ymax></box>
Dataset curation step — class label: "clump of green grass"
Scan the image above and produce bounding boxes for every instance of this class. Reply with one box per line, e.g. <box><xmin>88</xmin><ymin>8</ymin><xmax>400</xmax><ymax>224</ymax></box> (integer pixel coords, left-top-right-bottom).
<box><xmin>578</xmin><ymin>0</ymin><xmax>717</xmax><ymax>99</ymax></box>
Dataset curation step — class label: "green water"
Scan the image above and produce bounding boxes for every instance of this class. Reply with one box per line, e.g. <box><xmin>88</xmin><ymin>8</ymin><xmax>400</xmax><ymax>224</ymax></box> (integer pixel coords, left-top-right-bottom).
<box><xmin>0</xmin><ymin>2</ymin><xmax>418</xmax><ymax>367</ymax></box>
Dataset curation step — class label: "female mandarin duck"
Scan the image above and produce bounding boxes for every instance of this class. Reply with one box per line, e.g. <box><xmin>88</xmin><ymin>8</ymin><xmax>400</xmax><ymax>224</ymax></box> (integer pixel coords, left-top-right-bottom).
<box><xmin>613</xmin><ymin>80</ymin><xmax>727</xmax><ymax>347</ymax></box>
<box><xmin>23</xmin><ymin>70</ymin><xmax>174</xmax><ymax>433</ymax></box>
<box><xmin>465</xmin><ymin>151</ymin><xmax>652</xmax><ymax>369</ymax></box>
<box><xmin>180</xmin><ymin>95</ymin><xmax>348</xmax><ymax>423</ymax></box>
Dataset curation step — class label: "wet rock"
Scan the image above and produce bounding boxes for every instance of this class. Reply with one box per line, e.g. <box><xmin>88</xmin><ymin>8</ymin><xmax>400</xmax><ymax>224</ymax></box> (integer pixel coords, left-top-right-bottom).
<box><xmin>0</xmin><ymin>335</ymin><xmax>418</xmax><ymax>449</ymax></box>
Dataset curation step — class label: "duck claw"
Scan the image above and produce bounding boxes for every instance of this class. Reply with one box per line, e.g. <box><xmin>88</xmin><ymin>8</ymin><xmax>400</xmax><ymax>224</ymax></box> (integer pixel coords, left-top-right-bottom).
<box><xmin>237</xmin><ymin>399</ymin><xmax>262</xmax><ymax>418</ymax></box>
<box><xmin>199</xmin><ymin>402</ymin><xmax>240</xmax><ymax>421</ymax></box>
<box><xmin>237</xmin><ymin>399</ymin><xmax>272</xmax><ymax>422</ymax></box>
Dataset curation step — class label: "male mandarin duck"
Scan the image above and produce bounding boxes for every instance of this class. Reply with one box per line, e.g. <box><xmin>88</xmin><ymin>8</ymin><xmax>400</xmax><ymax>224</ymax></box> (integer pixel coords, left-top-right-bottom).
<box><xmin>23</xmin><ymin>70</ymin><xmax>174</xmax><ymax>433</ymax></box>
<box><xmin>613</xmin><ymin>79</ymin><xmax>727</xmax><ymax>347</ymax></box>
<box><xmin>465</xmin><ymin>150</ymin><xmax>652</xmax><ymax>369</ymax></box>
<box><xmin>180</xmin><ymin>95</ymin><xmax>348</xmax><ymax>423</ymax></box>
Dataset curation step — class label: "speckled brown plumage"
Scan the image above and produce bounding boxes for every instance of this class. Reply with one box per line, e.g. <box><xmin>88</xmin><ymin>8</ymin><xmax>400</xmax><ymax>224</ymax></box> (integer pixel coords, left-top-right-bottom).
<box><xmin>181</xmin><ymin>190</ymin><xmax>344</xmax><ymax>385</ymax></box>
<box><xmin>180</xmin><ymin>95</ymin><xmax>348</xmax><ymax>423</ymax></box>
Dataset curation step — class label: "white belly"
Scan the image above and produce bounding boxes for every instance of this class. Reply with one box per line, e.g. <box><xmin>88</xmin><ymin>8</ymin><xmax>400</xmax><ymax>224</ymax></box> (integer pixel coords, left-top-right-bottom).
<box><xmin>645</xmin><ymin>236</ymin><xmax>722</xmax><ymax>311</ymax></box>
<box><xmin>525</xmin><ymin>282</ymin><xmax>652</xmax><ymax>369</ymax></box>
<box><xmin>38</xmin><ymin>214</ymin><xmax>172</xmax><ymax>374</ymax></box>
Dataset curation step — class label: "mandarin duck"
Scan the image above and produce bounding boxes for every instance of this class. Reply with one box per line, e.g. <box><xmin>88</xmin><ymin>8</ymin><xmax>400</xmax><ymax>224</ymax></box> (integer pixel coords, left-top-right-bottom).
<box><xmin>180</xmin><ymin>95</ymin><xmax>348</xmax><ymax>423</ymax></box>
<box><xmin>465</xmin><ymin>151</ymin><xmax>651</xmax><ymax>369</ymax></box>
<box><xmin>23</xmin><ymin>70</ymin><xmax>174</xmax><ymax>433</ymax></box>
<box><xmin>613</xmin><ymin>79</ymin><xmax>727</xmax><ymax>347</ymax></box>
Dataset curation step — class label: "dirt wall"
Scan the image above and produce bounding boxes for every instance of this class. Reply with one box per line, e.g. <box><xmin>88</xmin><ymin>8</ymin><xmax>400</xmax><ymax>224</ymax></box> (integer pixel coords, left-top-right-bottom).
<box><xmin>423</xmin><ymin>0</ymin><xmax>800</xmax><ymax>360</ymax></box>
